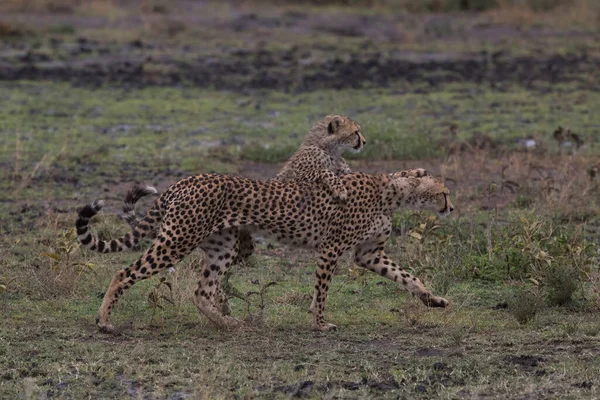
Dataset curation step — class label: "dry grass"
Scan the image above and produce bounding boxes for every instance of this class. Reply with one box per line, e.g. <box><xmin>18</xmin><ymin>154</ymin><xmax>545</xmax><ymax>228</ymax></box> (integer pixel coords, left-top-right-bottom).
<box><xmin>491</xmin><ymin>0</ymin><xmax>600</xmax><ymax>27</ymax></box>
<box><xmin>0</xmin><ymin>20</ymin><xmax>28</xmax><ymax>37</ymax></box>
<box><xmin>0</xmin><ymin>0</ymin><xmax>125</xmax><ymax>16</ymax></box>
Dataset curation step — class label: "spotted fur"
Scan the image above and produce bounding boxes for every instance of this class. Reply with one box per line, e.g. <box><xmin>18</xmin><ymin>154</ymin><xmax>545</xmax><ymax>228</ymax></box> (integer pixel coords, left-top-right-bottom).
<box><xmin>118</xmin><ymin>115</ymin><xmax>365</xmax><ymax>313</ymax></box>
<box><xmin>121</xmin><ymin>115</ymin><xmax>365</xmax><ymax>229</ymax></box>
<box><xmin>76</xmin><ymin>169</ymin><xmax>454</xmax><ymax>333</ymax></box>
<box><xmin>121</xmin><ymin>184</ymin><xmax>158</xmax><ymax>229</ymax></box>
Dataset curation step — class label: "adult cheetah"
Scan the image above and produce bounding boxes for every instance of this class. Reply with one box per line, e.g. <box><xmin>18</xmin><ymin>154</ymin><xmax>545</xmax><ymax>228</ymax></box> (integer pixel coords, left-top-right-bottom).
<box><xmin>120</xmin><ymin>115</ymin><xmax>365</xmax><ymax>308</ymax></box>
<box><xmin>76</xmin><ymin>169</ymin><xmax>454</xmax><ymax>332</ymax></box>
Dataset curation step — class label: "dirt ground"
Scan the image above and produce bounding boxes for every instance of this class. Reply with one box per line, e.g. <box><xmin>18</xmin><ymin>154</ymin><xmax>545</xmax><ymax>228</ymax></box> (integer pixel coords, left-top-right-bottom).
<box><xmin>1</xmin><ymin>2</ymin><xmax>599</xmax><ymax>91</ymax></box>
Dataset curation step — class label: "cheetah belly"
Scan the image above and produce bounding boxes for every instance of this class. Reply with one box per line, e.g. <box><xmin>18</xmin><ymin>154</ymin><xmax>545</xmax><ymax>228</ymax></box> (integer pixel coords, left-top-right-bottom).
<box><xmin>243</xmin><ymin>225</ymin><xmax>324</xmax><ymax>248</ymax></box>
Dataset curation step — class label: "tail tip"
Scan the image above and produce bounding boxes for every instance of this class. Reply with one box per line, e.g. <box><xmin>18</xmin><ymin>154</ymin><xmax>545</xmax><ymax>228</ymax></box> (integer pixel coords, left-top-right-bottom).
<box><xmin>144</xmin><ymin>186</ymin><xmax>159</xmax><ymax>195</ymax></box>
<box><xmin>92</xmin><ymin>199</ymin><xmax>105</xmax><ymax>211</ymax></box>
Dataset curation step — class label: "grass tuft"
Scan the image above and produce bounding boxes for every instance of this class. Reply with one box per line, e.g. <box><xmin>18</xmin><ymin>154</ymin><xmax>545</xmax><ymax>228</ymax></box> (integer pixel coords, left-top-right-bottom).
<box><xmin>509</xmin><ymin>285</ymin><xmax>543</xmax><ymax>325</ymax></box>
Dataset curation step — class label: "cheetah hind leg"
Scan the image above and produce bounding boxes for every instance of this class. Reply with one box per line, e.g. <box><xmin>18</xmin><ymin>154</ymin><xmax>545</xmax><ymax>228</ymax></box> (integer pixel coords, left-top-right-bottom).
<box><xmin>193</xmin><ymin>245</ymin><xmax>241</xmax><ymax>329</ymax></box>
<box><xmin>96</xmin><ymin>241</ymin><xmax>183</xmax><ymax>333</ymax></box>
<box><xmin>215</xmin><ymin>284</ymin><xmax>231</xmax><ymax>316</ymax></box>
<box><xmin>193</xmin><ymin>281</ymin><xmax>240</xmax><ymax>329</ymax></box>
<box><xmin>219</xmin><ymin>227</ymin><xmax>255</xmax><ymax>313</ymax></box>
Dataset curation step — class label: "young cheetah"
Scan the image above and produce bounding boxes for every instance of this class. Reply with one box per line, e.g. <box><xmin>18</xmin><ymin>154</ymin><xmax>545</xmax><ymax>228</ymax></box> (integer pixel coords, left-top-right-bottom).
<box><xmin>76</xmin><ymin>169</ymin><xmax>453</xmax><ymax>332</ymax></box>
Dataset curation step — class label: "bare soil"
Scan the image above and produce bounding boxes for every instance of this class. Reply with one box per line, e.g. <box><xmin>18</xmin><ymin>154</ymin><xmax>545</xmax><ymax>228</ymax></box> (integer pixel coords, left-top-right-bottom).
<box><xmin>1</xmin><ymin>4</ymin><xmax>599</xmax><ymax>91</ymax></box>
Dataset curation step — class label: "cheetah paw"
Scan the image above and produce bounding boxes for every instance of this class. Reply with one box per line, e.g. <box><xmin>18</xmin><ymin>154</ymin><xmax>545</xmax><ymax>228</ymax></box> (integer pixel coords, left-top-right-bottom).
<box><xmin>402</xmin><ymin>168</ymin><xmax>428</xmax><ymax>178</ymax></box>
<box><xmin>419</xmin><ymin>293</ymin><xmax>449</xmax><ymax>308</ymax></box>
<box><xmin>96</xmin><ymin>316</ymin><xmax>115</xmax><ymax>333</ymax></box>
<box><xmin>334</xmin><ymin>187</ymin><xmax>348</xmax><ymax>203</ymax></box>
<box><xmin>313</xmin><ymin>322</ymin><xmax>338</xmax><ymax>332</ymax></box>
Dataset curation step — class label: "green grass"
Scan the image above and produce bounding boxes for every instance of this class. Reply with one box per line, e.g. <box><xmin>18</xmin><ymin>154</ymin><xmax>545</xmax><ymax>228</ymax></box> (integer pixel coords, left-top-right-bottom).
<box><xmin>2</xmin><ymin>81</ymin><xmax>600</xmax><ymax>204</ymax></box>
<box><xmin>2</xmin><ymin>241</ymin><xmax>600</xmax><ymax>399</ymax></box>
<box><xmin>1</xmin><ymin>198</ymin><xmax>599</xmax><ymax>398</ymax></box>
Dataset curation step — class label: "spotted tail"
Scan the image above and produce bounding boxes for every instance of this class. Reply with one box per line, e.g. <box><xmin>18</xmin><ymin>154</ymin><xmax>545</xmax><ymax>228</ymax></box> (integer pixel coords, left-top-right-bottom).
<box><xmin>122</xmin><ymin>184</ymin><xmax>159</xmax><ymax>229</ymax></box>
<box><xmin>76</xmin><ymin>198</ymin><xmax>162</xmax><ymax>253</ymax></box>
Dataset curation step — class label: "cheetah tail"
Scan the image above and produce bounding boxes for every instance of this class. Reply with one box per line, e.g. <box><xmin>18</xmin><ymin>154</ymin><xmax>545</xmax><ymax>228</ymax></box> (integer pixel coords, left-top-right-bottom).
<box><xmin>76</xmin><ymin>198</ymin><xmax>161</xmax><ymax>253</ymax></box>
<box><xmin>122</xmin><ymin>184</ymin><xmax>159</xmax><ymax>229</ymax></box>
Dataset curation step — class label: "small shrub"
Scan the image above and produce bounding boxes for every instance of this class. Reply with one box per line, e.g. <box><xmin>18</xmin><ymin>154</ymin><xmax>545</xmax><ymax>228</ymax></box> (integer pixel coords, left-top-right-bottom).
<box><xmin>561</xmin><ymin>320</ymin><xmax>579</xmax><ymax>337</ymax></box>
<box><xmin>146</xmin><ymin>276</ymin><xmax>175</xmax><ymax>325</ymax></box>
<box><xmin>241</xmin><ymin>281</ymin><xmax>277</xmax><ymax>327</ymax></box>
<box><xmin>0</xmin><ymin>21</ymin><xmax>27</xmax><ymax>37</ymax></box>
<box><xmin>48</xmin><ymin>23</ymin><xmax>76</xmax><ymax>35</ymax></box>
<box><xmin>34</xmin><ymin>228</ymin><xmax>95</xmax><ymax>297</ymax></box>
<box><xmin>448</xmin><ymin>325</ymin><xmax>468</xmax><ymax>346</ymax></box>
<box><xmin>582</xmin><ymin>323</ymin><xmax>600</xmax><ymax>337</ymax></box>
<box><xmin>240</xmin><ymin>143</ymin><xmax>296</xmax><ymax>163</ymax></box>
<box><xmin>546</xmin><ymin>264</ymin><xmax>578</xmax><ymax>306</ymax></box>
<box><xmin>141</xmin><ymin>0</ymin><xmax>171</xmax><ymax>14</ymax></box>
<box><xmin>509</xmin><ymin>285</ymin><xmax>543</xmax><ymax>325</ymax></box>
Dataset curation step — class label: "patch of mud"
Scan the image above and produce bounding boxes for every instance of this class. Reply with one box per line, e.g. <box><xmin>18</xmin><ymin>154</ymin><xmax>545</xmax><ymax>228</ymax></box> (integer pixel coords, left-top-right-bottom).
<box><xmin>503</xmin><ymin>355</ymin><xmax>546</xmax><ymax>374</ymax></box>
<box><xmin>2</xmin><ymin>2</ymin><xmax>599</xmax><ymax>91</ymax></box>
<box><xmin>258</xmin><ymin>377</ymin><xmax>402</xmax><ymax>397</ymax></box>
<box><xmin>1</xmin><ymin>45</ymin><xmax>597</xmax><ymax>91</ymax></box>
<box><xmin>415</xmin><ymin>347</ymin><xmax>445</xmax><ymax>357</ymax></box>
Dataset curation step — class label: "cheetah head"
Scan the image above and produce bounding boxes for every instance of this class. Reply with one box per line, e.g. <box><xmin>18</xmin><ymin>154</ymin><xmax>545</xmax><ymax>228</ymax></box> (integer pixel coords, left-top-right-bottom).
<box><xmin>390</xmin><ymin>173</ymin><xmax>454</xmax><ymax>217</ymax></box>
<box><xmin>325</xmin><ymin>115</ymin><xmax>366</xmax><ymax>153</ymax></box>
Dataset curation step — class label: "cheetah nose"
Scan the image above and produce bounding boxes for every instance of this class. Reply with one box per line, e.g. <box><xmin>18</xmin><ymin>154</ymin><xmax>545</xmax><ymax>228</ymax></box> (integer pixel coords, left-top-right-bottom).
<box><xmin>449</xmin><ymin>206</ymin><xmax>454</xmax><ymax>212</ymax></box>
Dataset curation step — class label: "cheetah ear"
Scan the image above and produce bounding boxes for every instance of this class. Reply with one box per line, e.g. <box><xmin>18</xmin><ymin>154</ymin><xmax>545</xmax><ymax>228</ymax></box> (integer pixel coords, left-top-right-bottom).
<box><xmin>327</xmin><ymin>115</ymin><xmax>343</xmax><ymax>134</ymax></box>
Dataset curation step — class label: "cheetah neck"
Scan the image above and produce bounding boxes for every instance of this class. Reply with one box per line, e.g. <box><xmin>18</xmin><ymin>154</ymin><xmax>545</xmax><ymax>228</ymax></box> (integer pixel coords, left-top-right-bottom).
<box><xmin>381</xmin><ymin>177</ymin><xmax>417</xmax><ymax>214</ymax></box>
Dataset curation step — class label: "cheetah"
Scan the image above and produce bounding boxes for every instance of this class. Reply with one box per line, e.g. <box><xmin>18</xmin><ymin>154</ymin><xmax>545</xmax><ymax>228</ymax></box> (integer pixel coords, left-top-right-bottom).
<box><xmin>121</xmin><ymin>114</ymin><xmax>364</xmax><ymax>230</ymax></box>
<box><xmin>76</xmin><ymin>169</ymin><xmax>453</xmax><ymax>332</ymax></box>
<box><xmin>120</xmin><ymin>115</ymin><xmax>365</xmax><ymax>309</ymax></box>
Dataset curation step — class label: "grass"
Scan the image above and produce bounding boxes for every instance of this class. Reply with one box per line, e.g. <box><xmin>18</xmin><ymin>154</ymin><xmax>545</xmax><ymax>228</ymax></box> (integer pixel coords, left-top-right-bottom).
<box><xmin>1</xmin><ymin>1</ymin><xmax>600</xmax><ymax>398</ymax></box>
<box><xmin>1</xmin><ymin>78</ymin><xmax>600</xmax><ymax>398</ymax></box>
<box><xmin>1</xmin><ymin>174</ymin><xmax>599</xmax><ymax>397</ymax></box>
<box><xmin>1</xmin><ymin>232</ymin><xmax>600</xmax><ymax>398</ymax></box>
<box><xmin>2</xmin><ymin>81</ymin><xmax>600</xmax><ymax>202</ymax></box>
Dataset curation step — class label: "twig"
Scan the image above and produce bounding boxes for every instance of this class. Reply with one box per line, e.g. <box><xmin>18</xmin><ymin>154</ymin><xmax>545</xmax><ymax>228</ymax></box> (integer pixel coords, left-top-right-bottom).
<box><xmin>469</xmin><ymin>214</ymin><xmax>474</xmax><ymax>252</ymax></box>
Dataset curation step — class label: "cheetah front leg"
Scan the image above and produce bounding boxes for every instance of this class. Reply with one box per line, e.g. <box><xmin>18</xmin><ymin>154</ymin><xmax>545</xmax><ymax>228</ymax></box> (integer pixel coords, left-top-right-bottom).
<box><xmin>354</xmin><ymin>242</ymin><xmax>448</xmax><ymax>308</ymax></box>
<box><xmin>310</xmin><ymin>249</ymin><xmax>340</xmax><ymax>331</ymax></box>
<box><xmin>318</xmin><ymin>169</ymin><xmax>348</xmax><ymax>202</ymax></box>
<box><xmin>399</xmin><ymin>168</ymin><xmax>428</xmax><ymax>178</ymax></box>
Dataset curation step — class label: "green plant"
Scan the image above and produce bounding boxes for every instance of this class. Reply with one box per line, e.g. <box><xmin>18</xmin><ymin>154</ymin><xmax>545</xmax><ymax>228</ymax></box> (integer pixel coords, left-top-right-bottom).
<box><xmin>488</xmin><ymin>212</ymin><xmax>594</xmax><ymax>299</ymax></box>
<box><xmin>509</xmin><ymin>285</ymin><xmax>543</xmax><ymax>325</ymax></box>
<box><xmin>236</xmin><ymin>281</ymin><xmax>277</xmax><ymax>327</ymax></box>
<box><xmin>146</xmin><ymin>276</ymin><xmax>175</xmax><ymax>324</ymax></box>
<box><xmin>546</xmin><ymin>264</ymin><xmax>578</xmax><ymax>306</ymax></box>
<box><xmin>48</xmin><ymin>23</ymin><xmax>76</xmax><ymax>34</ymax></box>
<box><xmin>35</xmin><ymin>228</ymin><xmax>95</xmax><ymax>296</ymax></box>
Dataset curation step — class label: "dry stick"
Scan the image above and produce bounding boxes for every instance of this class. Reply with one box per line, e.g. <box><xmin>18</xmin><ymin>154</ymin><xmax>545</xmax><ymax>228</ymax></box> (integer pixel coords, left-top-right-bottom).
<box><xmin>469</xmin><ymin>214</ymin><xmax>474</xmax><ymax>253</ymax></box>
<box><xmin>486</xmin><ymin>210</ymin><xmax>493</xmax><ymax>261</ymax></box>
<box><xmin>13</xmin><ymin>131</ymin><xmax>22</xmax><ymax>181</ymax></box>
<box><xmin>494</xmin><ymin>205</ymin><xmax>499</xmax><ymax>233</ymax></box>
